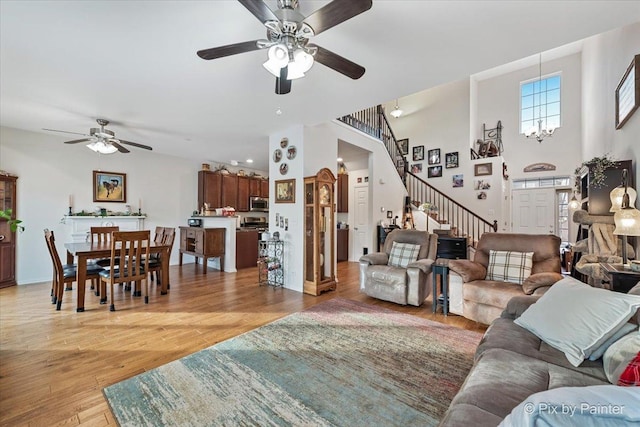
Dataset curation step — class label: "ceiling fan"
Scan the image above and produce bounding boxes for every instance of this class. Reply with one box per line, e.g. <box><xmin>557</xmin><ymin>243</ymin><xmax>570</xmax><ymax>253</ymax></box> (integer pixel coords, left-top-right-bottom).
<box><xmin>197</xmin><ymin>0</ymin><xmax>372</xmax><ymax>94</ymax></box>
<box><xmin>43</xmin><ymin>119</ymin><xmax>153</xmax><ymax>154</ymax></box>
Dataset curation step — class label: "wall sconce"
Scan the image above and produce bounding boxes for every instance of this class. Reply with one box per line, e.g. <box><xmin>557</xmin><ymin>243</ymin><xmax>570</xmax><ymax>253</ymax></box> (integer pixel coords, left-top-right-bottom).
<box><xmin>610</xmin><ymin>169</ymin><xmax>640</xmax><ymax>266</ymax></box>
<box><xmin>568</xmin><ymin>192</ymin><xmax>580</xmax><ymax>210</ymax></box>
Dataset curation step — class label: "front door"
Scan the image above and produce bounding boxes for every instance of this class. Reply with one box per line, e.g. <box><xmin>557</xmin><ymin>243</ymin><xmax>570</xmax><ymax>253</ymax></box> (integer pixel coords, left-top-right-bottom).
<box><xmin>512</xmin><ymin>188</ymin><xmax>556</xmax><ymax>235</ymax></box>
<box><xmin>352</xmin><ymin>185</ymin><xmax>370</xmax><ymax>259</ymax></box>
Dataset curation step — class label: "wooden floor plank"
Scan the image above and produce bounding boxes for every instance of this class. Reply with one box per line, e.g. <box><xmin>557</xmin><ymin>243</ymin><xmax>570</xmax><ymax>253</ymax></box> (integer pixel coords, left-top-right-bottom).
<box><xmin>0</xmin><ymin>261</ymin><xmax>485</xmax><ymax>426</ymax></box>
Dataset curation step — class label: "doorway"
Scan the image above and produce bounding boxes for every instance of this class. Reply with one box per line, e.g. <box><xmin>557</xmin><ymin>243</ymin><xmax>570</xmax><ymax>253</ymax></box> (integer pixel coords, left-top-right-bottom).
<box><xmin>352</xmin><ymin>185</ymin><xmax>370</xmax><ymax>260</ymax></box>
<box><xmin>512</xmin><ymin>188</ymin><xmax>556</xmax><ymax>235</ymax></box>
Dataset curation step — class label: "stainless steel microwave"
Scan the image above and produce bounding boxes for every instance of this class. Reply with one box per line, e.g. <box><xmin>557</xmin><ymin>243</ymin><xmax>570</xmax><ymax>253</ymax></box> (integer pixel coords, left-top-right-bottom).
<box><xmin>250</xmin><ymin>197</ymin><xmax>269</xmax><ymax>212</ymax></box>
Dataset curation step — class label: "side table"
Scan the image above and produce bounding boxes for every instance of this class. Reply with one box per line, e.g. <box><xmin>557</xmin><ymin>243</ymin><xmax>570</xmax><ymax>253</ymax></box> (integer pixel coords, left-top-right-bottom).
<box><xmin>600</xmin><ymin>263</ymin><xmax>640</xmax><ymax>293</ymax></box>
<box><xmin>432</xmin><ymin>259</ymin><xmax>449</xmax><ymax>315</ymax></box>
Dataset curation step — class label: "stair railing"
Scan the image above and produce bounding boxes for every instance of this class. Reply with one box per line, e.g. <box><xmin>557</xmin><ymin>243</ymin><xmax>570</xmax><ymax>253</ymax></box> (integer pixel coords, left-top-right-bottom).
<box><xmin>338</xmin><ymin>106</ymin><xmax>497</xmax><ymax>244</ymax></box>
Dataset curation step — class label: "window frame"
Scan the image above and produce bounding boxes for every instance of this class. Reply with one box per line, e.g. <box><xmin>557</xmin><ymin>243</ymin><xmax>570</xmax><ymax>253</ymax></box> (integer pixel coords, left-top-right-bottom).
<box><xmin>519</xmin><ymin>71</ymin><xmax>563</xmax><ymax>135</ymax></box>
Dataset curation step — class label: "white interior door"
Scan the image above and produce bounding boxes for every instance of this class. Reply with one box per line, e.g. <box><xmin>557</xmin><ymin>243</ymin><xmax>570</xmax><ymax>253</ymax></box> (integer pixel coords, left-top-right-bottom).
<box><xmin>352</xmin><ymin>185</ymin><xmax>369</xmax><ymax>260</ymax></box>
<box><xmin>512</xmin><ymin>188</ymin><xmax>556</xmax><ymax>235</ymax></box>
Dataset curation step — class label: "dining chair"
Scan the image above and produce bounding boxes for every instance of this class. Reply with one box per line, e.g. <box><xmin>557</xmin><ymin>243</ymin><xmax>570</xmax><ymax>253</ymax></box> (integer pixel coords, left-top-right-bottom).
<box><xmin>148</xmin><ymin>227</ymin><xmax>175</xmax><ymax>287</ymax></box>
<box><xmin>44</xmin><ymin>229</ymin><xmax>104</xmax><ymax>311</ymax></box>
<box><xmin>99</xmin><ymin>230</ymin><xmax>151</xmax><ymax>311</ymax></box>
<box><xmin>90</xmin><ymin>226</ymin><xmax>119</xmax><ymax>266</ymax></box>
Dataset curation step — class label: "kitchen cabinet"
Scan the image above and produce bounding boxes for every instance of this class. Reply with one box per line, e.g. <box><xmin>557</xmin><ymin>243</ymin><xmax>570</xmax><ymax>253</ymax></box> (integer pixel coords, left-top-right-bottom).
<box><xmin>304</xmin><ymin>168</ymin><xmax>337</xmax><ymax>295</ymax></box>
<box><xmin>237</xmin><ymin>176</ymin><xmax>250</xmax><ymax>212</ymax></box>
<box><xmin>249</xmin><ymin>178</ymin><xmax>261</xmax><ymax>197</ymax></box>
<box><xmin>179</xmin><ymin>227</ymin><xmax>225</xmax><ymax>273</ymax></box>
<box><xmin>221</xmin><ymin>174</ymin><xmax>238</xmax><ymax>209</ymax></box>
<box><xmin>236</xmin><ymin>229</ymin><xmax>258</xmax><ymax>269</ymax></box>
<box><xmin>198</xmin><ymin>171</ymin><xmax>221</xmax><ymax>210</ymax></box>
<box><xmin>0</xmin><ymin>174</ymin><xmax>17</xmax><ymax>288</ymax></box>
<box><xmin>261</xmin><ymin>179</ymin><xmax>269</xmax><ymax>198</ymax></box>
<box><xmin>337</xmin><ymin>173</ymin><xmax>349</xmax><ymax>213</ymax></box>
<box><xmin>337</xmin><ymin>228</ymin><xmax>349</xmax><ymax>262</ymax></box>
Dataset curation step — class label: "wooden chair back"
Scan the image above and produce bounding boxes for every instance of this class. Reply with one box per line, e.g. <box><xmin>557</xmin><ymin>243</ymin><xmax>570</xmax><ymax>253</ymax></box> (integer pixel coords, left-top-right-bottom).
<box><xmin>90</xmin><ymin>226</ymin><xmax>119</xmax><ymax>244</ymax></box>
<box><xmin>107</xmin><ymin>231</ymin><xmax>150</xmax><ymax>283</ymax></box>
<box><xmin>161</xmin><ymin>227</ymin><xmax>176</xmax><ymax>257</ymax></box>
<box><xmin>44</xmin><ymin>229</ymin><xmax>73</xmax><ymax>310</ymax></box>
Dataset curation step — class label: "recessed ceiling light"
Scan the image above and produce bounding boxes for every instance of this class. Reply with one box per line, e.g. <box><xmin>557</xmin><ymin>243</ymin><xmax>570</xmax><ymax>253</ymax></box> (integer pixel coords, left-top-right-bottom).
<box><xmin>246</xmin><ymin>159</ymin><xmax>254</xmax><ymax>163</ymax></box>
<box><xmin>276</xmin><ymin>108</ymin><xmax>282</xmax><ymax>116</ymax></box>
<box><xmin>337</xmin><ymin>157</ymin><xmax>343</xmax><ymax>162</ymax></box>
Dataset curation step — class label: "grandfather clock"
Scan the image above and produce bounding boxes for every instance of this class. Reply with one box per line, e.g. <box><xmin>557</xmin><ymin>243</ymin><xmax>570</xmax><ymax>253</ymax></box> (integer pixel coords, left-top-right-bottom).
<box><xmin>304</xmin><ymin>168</ymin><xmax>337</xmax><ymax>295</ymax></box>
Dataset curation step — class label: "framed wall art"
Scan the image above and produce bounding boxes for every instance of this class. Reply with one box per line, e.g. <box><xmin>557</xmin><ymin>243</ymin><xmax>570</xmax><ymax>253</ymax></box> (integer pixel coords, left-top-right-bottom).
<box><xmin>411</xmin><ymin>163</ymin><xmax>423</xmax><ymax>174</ymax></box>
<box><xmin>275</xmin><ymin>179</ymin><xmax>295</xmax><ymax>203</ymax></box>
<box><xmin>428</xmin><ymin>148</ymin><xmax>441</xmax><ymax>165</ymax></box>
<box><xmin>412</xmin><ymin>145</ymin><xmax>424</xmax><ymax>161</ymax></box>
<box><xmin>445</xmin><ymin>152</ymin><xmax>459</xmax><ymax>168</ymax></box>
<box><xmin>615</xmin><ymin>54</ymin><xmax>639</xmax><ymax>129</ymax></box>
<box><xmin>474</xmin><ymin>163</ymin><xmax>492</xmax><ymax>176</ymax></box>
<box><xmin>93</xmin><ymin>170</ymin><xmax>126</xmax><ymax>203</ymax></box>
<box><xmin>427</xmin><ymin>165</ymin><xmax>442</xmax><ymax>178</ymax></box>
<box><xmin>397</xmin><ymin>139</ymin><xmax>409</xmax><ymax>155</ymax></box>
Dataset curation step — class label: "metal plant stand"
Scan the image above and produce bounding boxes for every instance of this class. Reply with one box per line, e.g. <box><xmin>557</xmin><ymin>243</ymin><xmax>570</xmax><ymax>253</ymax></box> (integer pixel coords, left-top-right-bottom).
<box><xmin>258</xmin><ymin>240</ymin><xmax>284</xmax><ymax>288</ymax></box>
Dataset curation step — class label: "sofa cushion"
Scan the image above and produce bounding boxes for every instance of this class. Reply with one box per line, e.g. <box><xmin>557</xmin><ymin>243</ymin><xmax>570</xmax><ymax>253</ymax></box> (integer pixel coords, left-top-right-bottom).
<box><xmin>464</xmin><ymin>280</ymin><xmax>524</xmax><ymax>307</ymax></box>
<box><xmin>514</xmin><ymin>277</ymin><xmax>640</xmax><ymax>367</ymax></box>
<box><xmin>446</xmin><ymin>348</ymin><xmax>606</xmax><ymax>423</ymax></box>
<box><xmin>486</xmin><ymin>250</ymin><xmax>533</xmax><ymax>285</ymax></box>
<box><xmin>473</xmin><ymin>233</ymin><xmax>561</xmax><ymax>275</ymax></box>
<box><xmin>499</xmin><ymin>385</ymin><xmax>640</xmax><ymax>427</ymax></box>
<box><xmin>387</xmin><ymin>241</ymin><xmax>420</xmax><ymax>268</ymax></box>
<box><xmin>362</xmin><ymin>265</ymin><xmax>408</xmax><ymax>305</ymax></box>
<box><xmin>603</xmin><ymin>332</ymin><xmax>640</xmax><ymax>384</ymax></box>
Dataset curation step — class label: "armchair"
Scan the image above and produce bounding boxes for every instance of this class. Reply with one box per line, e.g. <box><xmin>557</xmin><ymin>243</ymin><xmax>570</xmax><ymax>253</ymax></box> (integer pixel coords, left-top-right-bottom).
<box><xmin>448</xmin><ymin>233</ymin><xmax>562</xmax><ymax>325</ymax></box>
<box><xmin>359</xmin><ymin>229</ymin><xmax>438</xmax><ymax>306</ymax></box>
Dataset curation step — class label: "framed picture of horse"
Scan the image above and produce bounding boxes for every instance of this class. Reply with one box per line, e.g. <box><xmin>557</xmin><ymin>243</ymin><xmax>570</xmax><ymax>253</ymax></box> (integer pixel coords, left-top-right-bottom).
<box><xmin>93</xmin><ymin>170</ymin><xmax>126</xmax><ymax>203</ymax></box>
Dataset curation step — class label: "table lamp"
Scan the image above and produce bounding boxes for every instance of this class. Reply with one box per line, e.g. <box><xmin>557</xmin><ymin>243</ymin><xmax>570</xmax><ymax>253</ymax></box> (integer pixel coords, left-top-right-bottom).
<box><xmin>610</xmin><ymin>169</ymin><xmax>640</xmax><ymax>266</ymax></box>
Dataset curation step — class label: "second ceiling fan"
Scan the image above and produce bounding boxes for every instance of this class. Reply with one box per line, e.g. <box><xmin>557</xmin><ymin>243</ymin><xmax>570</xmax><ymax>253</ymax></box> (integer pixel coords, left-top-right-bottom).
<box><xmin>197</xmin><ymin>0</ymin><xmax>372</xmax><ymax>94</ymax></box>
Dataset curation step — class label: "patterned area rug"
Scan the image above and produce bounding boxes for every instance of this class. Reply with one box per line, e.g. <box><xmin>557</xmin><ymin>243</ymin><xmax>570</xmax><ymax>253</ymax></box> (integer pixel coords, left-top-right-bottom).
<box><xmin>103</xmin><ymin>298</ymin><xmax>482</xmax><ymax>426</ymax></box>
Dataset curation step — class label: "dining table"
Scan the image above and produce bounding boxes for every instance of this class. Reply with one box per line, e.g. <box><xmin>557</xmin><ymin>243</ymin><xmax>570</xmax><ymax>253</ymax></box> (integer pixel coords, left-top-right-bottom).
<box><xmin>64</xmin><ymin>240</ymin><xmax>171</xmax><ymax>312</ymax></box>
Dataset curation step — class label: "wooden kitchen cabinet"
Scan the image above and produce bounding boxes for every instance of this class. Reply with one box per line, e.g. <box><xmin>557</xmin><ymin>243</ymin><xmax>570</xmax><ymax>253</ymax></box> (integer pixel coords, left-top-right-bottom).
<box><xmin>179</xmin><ymin>227</ymin><xmax>225</xmax><ymax>273</ymax></box>
<box><xmin>337</xmin><ymin>173</ymin><xmax>348</xmax><ymax>213</ymax></box>
<box><xmin>198</xmin><ymin>171</ymin><xmax>221</xmax><ymax>210</ymax></box>
<box><xmin>237</xmin><ymin>176</ymin><xmax>250</xmax><ymax>212</ymax></box>
<box><xmin>221</xmin><ymin>174</ymin><xmax>238</xmax><ymax>208</ymax></box>
<box><xmin>260</xmin><ymin>179</ymin><xmax>269</xmax><ymax>198</ymax></box>
<box><xmin>337</xmin><ymin>228</ymin><xmax>349</xmax><ymax>262</ymax></box>
<box><xmin>236</xmin><ymin>229</ymin><xmax>259</xmax><ymax>269</ymax></box>
<box><xmin>0</xmin><ymin>174</ymin><xmax>17</xmax><ymax>288</ymax></box>
<box><xmin>249</xmin><ymin>177</ymin><xmax>261</xmax><ymax>197</ymax></box>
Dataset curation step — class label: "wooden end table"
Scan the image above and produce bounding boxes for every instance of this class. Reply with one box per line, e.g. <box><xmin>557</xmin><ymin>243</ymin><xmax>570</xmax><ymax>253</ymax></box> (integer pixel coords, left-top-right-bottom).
<box><xmin>600</xmin><ymin>263</ymin><xmax>640</xmax><ymax>293</ymax></box>
<box><xmin>432</xmin><ymin>259</ymin><xmax>450</xmax><ymax>315</ymax></box>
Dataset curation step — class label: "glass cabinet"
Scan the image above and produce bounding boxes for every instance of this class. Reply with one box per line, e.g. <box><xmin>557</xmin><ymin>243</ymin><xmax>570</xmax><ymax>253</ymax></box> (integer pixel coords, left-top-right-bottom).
<box><xmin>0</xmin><ymin>173</ymin><xmax>18</xmax><ymax>288</ymax></box>
<box><xmin>304</xmin><ymin>168</ymin><xmax>337</xmax><ymax>295</ymax></box>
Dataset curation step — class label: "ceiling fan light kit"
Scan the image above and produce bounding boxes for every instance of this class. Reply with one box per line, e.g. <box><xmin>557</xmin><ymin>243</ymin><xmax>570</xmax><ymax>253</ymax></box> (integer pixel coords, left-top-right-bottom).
<box><xmin>45</xmin><ymin>119</ymin><xmax>153</xmax><ymax>154</ymax></box>
<box><xmin>197</xmin><ymin>0</ymin><xmax>372</xmax><ymax>94</ymax></box>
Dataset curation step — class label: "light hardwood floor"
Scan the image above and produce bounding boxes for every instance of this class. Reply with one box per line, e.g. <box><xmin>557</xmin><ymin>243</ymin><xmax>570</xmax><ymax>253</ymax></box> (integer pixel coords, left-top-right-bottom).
<box><xmin>0</xmin><ymin>261</ymin><xmax>486</xmax><ymax>426</ymax></box>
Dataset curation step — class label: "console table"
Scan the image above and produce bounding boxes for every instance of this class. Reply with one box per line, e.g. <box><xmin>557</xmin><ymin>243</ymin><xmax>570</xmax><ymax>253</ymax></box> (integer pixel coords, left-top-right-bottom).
<box><xmin>179</xmin><ymin>227</ymin><xmax>225</xmax><ymax>273</ymax></box>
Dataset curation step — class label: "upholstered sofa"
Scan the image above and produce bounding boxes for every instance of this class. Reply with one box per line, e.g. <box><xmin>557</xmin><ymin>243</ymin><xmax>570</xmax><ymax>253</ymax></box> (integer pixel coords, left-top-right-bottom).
<box><xmin>359</xmin><ymin>229</ymin><xmax>438</xmax><ymax>306</ymax></box>
<box><xmin>440</xmin><ymin>279</ymin><xmax>640</xmax><ymax>426</ymax></box>
<box><xmin>448</xmin><ymin>233</ymin><xmax>563</xmax><ymax>325</ymax></box>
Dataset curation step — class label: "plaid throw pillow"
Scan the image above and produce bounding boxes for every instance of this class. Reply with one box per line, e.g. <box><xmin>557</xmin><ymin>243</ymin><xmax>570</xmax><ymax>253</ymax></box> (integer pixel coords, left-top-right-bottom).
<box><xmin>486</xmin><ymin>250</ymin><xmax>534</xmax><ymax>285</ymax></box>
<box><xmin>388</xmin><ymin>242</ymin><xmax>421</xmax><ymax>268</ymax></box>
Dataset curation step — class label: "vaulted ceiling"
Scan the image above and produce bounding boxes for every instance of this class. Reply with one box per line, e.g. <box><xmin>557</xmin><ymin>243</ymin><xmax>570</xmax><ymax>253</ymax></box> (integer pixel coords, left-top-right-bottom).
<box><xmin>1</xmin><ymin>1</ymin><xmax>638</xmax><ymax>171</ymax></box>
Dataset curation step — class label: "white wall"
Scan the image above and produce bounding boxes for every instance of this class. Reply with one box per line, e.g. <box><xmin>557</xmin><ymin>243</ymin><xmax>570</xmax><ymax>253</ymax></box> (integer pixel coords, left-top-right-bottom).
<box><xmin>581</xmin><ymin>22</ymin><xmax>640</xmax><ymax>254</ymax></box>
<box><xmin>0</xmin><ymin>126</ymin><xmax>199</xmax><ymax>284</ymax></box>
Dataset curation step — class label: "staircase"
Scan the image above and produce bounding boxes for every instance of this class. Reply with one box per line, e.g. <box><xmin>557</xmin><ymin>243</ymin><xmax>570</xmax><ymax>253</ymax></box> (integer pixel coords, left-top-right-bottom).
<box><xmin>337</xmin><ymin>105</ymin><xmax>497</xmax><ymax>246</ymax></box>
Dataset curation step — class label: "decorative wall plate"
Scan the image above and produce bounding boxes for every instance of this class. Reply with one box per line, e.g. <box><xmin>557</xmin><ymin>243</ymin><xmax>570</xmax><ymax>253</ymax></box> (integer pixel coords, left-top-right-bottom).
<box><xmin>279</xmin><ymin>163</ymin><xmax>288</xmax><ymax>175</ymax></box>
<box><xmin>273</xmin><ymin>149</ymin><xmax>282</xmax><ymax>163</ymax></box>
<box><xmin>287</xmin><ymin>145</ymin><xmax>297</xmax><ymax>160</ymax></box>
<box><xmin>280</xmin><ymin>137</ymin><xmax>289</xmax><ymax>148</ymax></box>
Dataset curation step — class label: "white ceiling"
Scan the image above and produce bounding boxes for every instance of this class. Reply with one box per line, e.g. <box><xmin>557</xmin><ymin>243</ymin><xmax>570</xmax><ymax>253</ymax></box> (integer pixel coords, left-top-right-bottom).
<box><xmin>1</xmin><ymin>1</ymin><xmax>639</xmax><ymax>171</ymax></box>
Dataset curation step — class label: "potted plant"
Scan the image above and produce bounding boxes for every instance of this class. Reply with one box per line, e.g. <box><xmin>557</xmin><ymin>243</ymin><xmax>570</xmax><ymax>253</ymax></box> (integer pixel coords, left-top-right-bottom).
<box><xmin>0</xmin><ymin>209</ymin><xmax>24</xmax><ymax>232</ymax></box>
<box><xmin>574</xmin><ymin>154</ymin><xmax>618</xmax><ymax>190</ymax></box>
<box><xmin>419</xmin><ymin>202</ymin><xmax>439</xmax><ymax>220</ymax></box>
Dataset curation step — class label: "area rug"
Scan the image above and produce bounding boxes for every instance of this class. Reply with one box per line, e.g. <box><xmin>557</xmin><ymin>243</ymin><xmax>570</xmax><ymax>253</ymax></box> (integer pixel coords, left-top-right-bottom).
<box><xmin>103</xmin><ymin>298</ymin><xmax>482</xmax><ymax>426</ymax></box>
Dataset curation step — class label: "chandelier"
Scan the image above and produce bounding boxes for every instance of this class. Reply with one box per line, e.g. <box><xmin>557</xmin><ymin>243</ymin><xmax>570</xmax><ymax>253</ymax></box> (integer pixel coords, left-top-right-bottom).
<box><xmin>525</xmin><ymin>53</ymin><xmax>556</xmax><ymax>143</ymax></box>
<box><xmin>390</xmin><ymin>99</ymin><xmax>403</xmax><ymax>118</ymax></box>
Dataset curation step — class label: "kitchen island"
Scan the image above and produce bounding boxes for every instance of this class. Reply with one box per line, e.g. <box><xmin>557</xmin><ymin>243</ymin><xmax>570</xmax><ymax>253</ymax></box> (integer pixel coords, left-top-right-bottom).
<box><xmin>185</xmin><ymin>216</ymin><xmax>237</xmax><ymax>272</ymax></box>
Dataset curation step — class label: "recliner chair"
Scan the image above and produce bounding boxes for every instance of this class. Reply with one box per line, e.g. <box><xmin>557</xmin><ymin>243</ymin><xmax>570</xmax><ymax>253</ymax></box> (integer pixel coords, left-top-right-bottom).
<box><xmin>359</xmin><ymin>229</ymin><xmax>438</xmax><ymax>306</ymax></box>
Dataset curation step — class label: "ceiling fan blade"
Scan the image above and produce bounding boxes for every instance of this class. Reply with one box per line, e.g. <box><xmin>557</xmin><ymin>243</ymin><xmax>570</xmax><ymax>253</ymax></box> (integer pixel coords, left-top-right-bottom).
<box><xmin>303</xmin><ymin>0</ymin><xmax>372</xmax><ymax>36</ymax></box>
<box><xmin>275</xmin><ymin>65</ymin><xmax>292</xmax><ymax>95</ymax></box>
<box><xmin>64</xmin><ymin>138</ymin><xmax>91</xmax><ymax>144</ymax></box>
<box><xmin>237</xmin><ymin>0</ymin><xmax>279</xmax><ymax>24</ymax></box>
<box><xmin>117</xmin><ymin>139</ymin><xmax>153</xmax><ymax>151</ymax></box>
<box><xmin>309</xmin><ymin>44</ymin><xmax>365</xmax><ymax>79</ymax></box>
<box><xmin>43</xmin><ymin>128</ymin><xmax>88</xmax><ymax>136</ymax></box>
<box><xmin>110</xmin><ymin>141</ymin><xmax>130</xmax><ymax>153</ymax></box>
<box><xmin>197</xmin><ymin>40</ymin><xmax>263</xmax><ymax>60</ymax></box>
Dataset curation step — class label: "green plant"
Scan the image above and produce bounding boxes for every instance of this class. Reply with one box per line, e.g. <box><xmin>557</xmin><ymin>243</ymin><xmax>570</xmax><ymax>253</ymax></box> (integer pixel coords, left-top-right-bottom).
<box><xmin>0</xmin><ymin>209</ymin><xmax>24</xmax><ymax>232</ymax></box>
<box><xmin>574</xmin><ymin>154</ymin><xmax>618</xmax><ymax>189</ymax></box>
<box><xmin>419</xmin><ymin>202</ymin><xmax>438</xmax><ymax>212</ymax></box>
